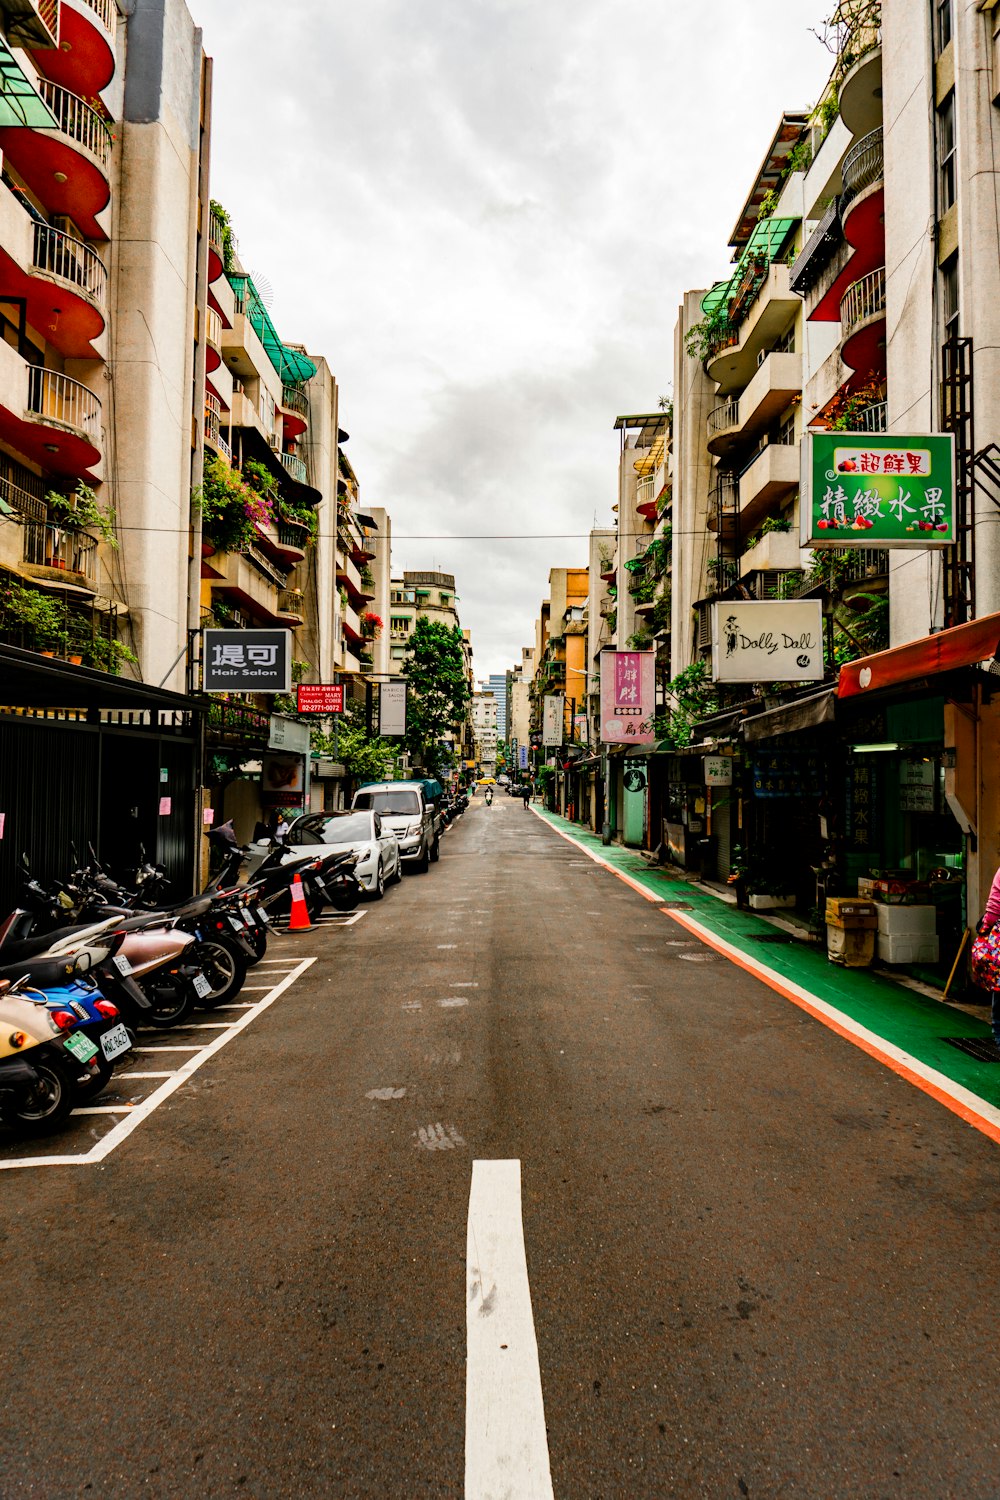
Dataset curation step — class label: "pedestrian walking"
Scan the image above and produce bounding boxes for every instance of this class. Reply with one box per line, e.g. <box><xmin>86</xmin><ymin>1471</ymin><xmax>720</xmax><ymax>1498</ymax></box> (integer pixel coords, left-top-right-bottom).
<box><xmin>271</xmin><ymin>810</ymin><xmax>290</xmax><ymax>844</ymax></box>
<box><xmin>521</xmin><ymin>783</ymin><xmax>531</xmax><ymax>809</ymax></box>
<box><xmin>973</xmin><ymin>863</ymin><xmax>1000</xmax><ymax>1048</ymax></box>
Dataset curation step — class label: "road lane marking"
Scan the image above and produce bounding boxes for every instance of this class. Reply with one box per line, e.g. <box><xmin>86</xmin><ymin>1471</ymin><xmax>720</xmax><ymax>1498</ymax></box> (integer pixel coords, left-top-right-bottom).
<box><xmin>465</xmin><ymin>1160</ymin><xmax>554</xmax><ymax>1500</ymax></box>
<box><xmin>124</xmin><ymin>1072</ymin><xmax>173</xmax><ymax>1080</ymax></box>
<box><xmin>437</xmin><ymin>944</ymin><xmax>458</xmax><ymax>949</ymax></box>
<box><xmin>74</xmin><ymin>1105</ymin><xmax>134</xmax><ymax>1115</ymax></box>
<box><xmin>414</xmin><ymin>1122</ymin><xmax>464</xmax><ymax>1151</ymax></box>
<box><xmin>439</xmin><ymin>997</ymin><xmax>469</xmax><ymax>1008</ymax></box>
<box><xmin>366</xmin><ymin>1087</ymin><xmax>406</xmax><ymax>1100</ymax></box>
<box><xmin>0</xmin><ymin>957</ymin><xmax>317</xmax><ymax>1170</ymax></box>
<box><xmin>661</xmin><ymin>907</ymin><xmax>1000</xmax><ymax>1148</ymax></box>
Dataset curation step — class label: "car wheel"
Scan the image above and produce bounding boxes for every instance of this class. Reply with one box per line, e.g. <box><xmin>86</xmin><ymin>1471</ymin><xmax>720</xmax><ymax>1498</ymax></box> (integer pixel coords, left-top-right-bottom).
<box><xmin>414</xmin><ymin>840</ymin><xmax>430</xmax><ymax>874</ymax></box>
<box><xmin>390</xmin><ymin>854</ymin><xmax>403</xmax><ymax>884</ymax></box>
<box><xmin>372</xmin><ymin>859</ymin><xmax>385</xmax><ymax>900</ymax></box>
<box><xmin>429</xmin><ymin>836</ymin><xmax>440</xmax><ymax>863</ymax></box>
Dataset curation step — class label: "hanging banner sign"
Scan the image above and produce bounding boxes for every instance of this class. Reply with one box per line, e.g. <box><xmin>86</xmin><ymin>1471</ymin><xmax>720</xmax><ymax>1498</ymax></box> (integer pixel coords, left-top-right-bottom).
<box><xmin>542</xmin><ymin>695</ymin><xmax>564</xmax><ymax>746</ymax></box>
<box><xmin>203</xmin><ymin>629</ymin><xmax>291</xmax><ymax>692</ymax></box>
<box><xmin>379</xmin><ymin>681</ymin><xmax>407</xmax><ymax>737</ymax></box>
<box><xmin>704</xmin><ymin>756</ymin><xmax>733</xmax><ymax>786</ymax></box>
<box><xmin>519</xmin><ymin>745</ymin><xmax>529</xmax><ymax>770</ymax></box>
<box><xmin>599</xmin><ymin>650</ymin><xmax>655</xmax><ymax>744</ymax></box>
<box><xmin>711</xmin><ymin>601</ymin><xmax>824</xmax><ymax>683</ymax></box>
<box><xmin>297</xmin><ymin>684</ymin><xmax>344</xmax><ymax>714</ymax></box>
<box><xmin>804</xmin><ymin>431</ymin><xmax>956</xmax><ymax>547</ymax></box>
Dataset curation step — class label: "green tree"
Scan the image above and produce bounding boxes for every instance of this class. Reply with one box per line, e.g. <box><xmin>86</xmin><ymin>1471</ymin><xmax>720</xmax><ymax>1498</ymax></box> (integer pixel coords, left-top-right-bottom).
<box><xmin>401</xmin><ymin>617</ymin><xmax>471</xmax><ymax>775</ymax></box>
<box><xmin>312</xmin><ymin>701</ymin><xmax>395</xmax><ymax>785</ymax></box>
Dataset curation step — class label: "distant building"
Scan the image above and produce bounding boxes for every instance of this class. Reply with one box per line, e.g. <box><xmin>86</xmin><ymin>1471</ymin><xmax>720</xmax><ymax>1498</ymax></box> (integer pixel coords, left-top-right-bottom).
<box><xmin>485</xmin><ymin>672</ymin><xmax>510</xmax><ymax>738</ymax></box>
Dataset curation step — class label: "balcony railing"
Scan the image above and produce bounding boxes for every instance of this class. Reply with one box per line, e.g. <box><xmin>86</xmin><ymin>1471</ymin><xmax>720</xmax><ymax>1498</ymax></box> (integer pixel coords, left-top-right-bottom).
<box><xmin>841</xmin><ymin>266</ymin><xmax>885</xmax><ymax>339</ymax></box>
<box><xmin>837</xmin><ymin>3</ymin><xmax>881</xmax><ymax>76</ymax></box>
<box><xmin>27</xmin><ymin>367</ymin><xmax>101</xmax><ymax>442</ymax></box>
<box><xmin>278</xmin><ymin>589</ymin><xmax>304</xmax><ymax>617</ymax></box>
<box><xmin>23</xmin><ymin>520</ymin><xmax>98</xmax><ymax>586</ymax></box>
<box><xmin>277</xmin><ymin>519</ymin><xmax>311</xmax><ymax>550</ymax></box>
<box><xmin>636</xmin><ymin>474</ymin><xmax>656</xmax><ymax>506</ymax></box>
<box><xmin>707</xmin><ymin>558</ymin><xmax>740</xmax><ymax>593</ymax></box>
<box><xmin>37</xmin><ymin>81</ymin><xmax>114</xmax><ymax>171</ymax></box>
<box><xmin>842</xmin><ymin>127</ymin><xmax>883</xmax><ymax>204</ymax></box>
<box><xmin>205</xmin><ymin>306</ymin><xmax>222</xmax><ymax>347</ymax></box>
<box><xmin>204</xmin><ymin>392</ymin><xmax>231</xmax><ymax>461</ymax></box>
<box><xmin>789</xmin><ymin>198</ymin><xmax>843</xmax><ymax>298</ymax></box>
<box><xmin>280</xmin><ymin>451</ymin><xmax>307</xmax><ymax>484</ymax></box>
<box><xmin>282</xmin><ymin>384</ymin><xmax>309</xmax><ymax>417</ymax></box>
<box><xmin>37</xmin><ymin>0</ymin><xmax>59</xmax><ymax>39</ymax></box>
<box><xmin>0</xmin><ymin>475</ymin><xmax>45</xmax><ymax>523</ymax></box>
<box><xmin>708</xmin><ymin>398</ymin><xmax>740</xmax><ymax>438</ymax></box>
<box><xmin>76</xmin><ymin>0</ymin><xmax>118</xmax><ymax>35</ymax></box>
<box><xmin>855</xmin><ymin>400</ymin><xmax>887</xmax><ymax>433</ymax></box>
<box><xmin>242</xmin><ymin>541</ymin><xmax>288</xmax><ymax>590</ymax></box>
<box><xmin>32</xmin><ymin>223</ymin><xmax>108</xmax><ymax>310</ymax></box>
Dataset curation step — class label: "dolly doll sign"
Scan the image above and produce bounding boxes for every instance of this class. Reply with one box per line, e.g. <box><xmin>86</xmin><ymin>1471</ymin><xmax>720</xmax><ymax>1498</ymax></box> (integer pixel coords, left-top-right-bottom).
<box><xmin>804</xmin><ymin>431</ymin><xmax>955</xmax><ymax>547</ymax></box>
<box><xmin>711</xmin><ymin>601</ymin><xmax>823</xmax><ymax>683</ymax></box>
<box><xmin>599</xmin><ymin>650</ymin><xmax>655</xmax><ymax>744</ymax></box>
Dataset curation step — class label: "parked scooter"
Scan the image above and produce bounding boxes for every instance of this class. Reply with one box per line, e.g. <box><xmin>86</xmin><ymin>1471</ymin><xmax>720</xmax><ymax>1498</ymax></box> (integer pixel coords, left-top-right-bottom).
<box><xmin>0</xmin><ymin>970</ymin><xmax>102</xmax><ymax>1132</ymax></box>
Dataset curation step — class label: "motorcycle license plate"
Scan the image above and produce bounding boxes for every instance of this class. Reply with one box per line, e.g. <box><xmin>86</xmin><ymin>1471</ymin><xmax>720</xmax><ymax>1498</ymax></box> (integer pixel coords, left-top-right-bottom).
<box><xmin>64</xmin><ymin>1032</ymin><xmax>99</xmax><ymax>1064</ymax></box>
<box><xmin>313</xmin><ymin>876</ymin><xmax>327</xmax><ymax>893</ymax></box>
<box><xmin>112</xmin><ymin>953</ymin><xmax>133</xmax><ymax>977</ymax></box>
<box><xmin>241</xmin><ymin>909</ymin><xmax>255</xmax><ymax>927</ymax></box>
<box><xmin>192</xmin><ymin>973</ymin><xmax>212</xmax><ymax>1000</ymax></box>
<box><xmin>100</xmin><ymin>1023</ymin><xmax>131</xmax><ymax>1061</ymax></box>
<box><xmin>256</xmin><ymin>906</ymin><xmax>269</xmax><ymax>926</ymax></box>
<box><xmin>227</xmin><ymin>915</ymin><xmax>244</xmax><ymax>933</ymax></box>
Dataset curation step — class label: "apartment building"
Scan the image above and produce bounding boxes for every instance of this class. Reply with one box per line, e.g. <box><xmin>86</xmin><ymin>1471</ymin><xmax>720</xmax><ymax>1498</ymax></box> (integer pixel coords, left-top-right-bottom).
<box><xmin>485</xmin><ymin>671</ymin><xmax>509</xmax><ymax>739</ymax></box>
<box><xmin>388</xmin><ymin>569</ymin><xmax>475</xmax><ymax>764</ymax></box>
<box><xmin>508</xmin><ymin>647</ymin><xmax>534</xmax><ymax>757</ymax></box>
<box><xmin>471</xmin><ymin>690</ymin><xmax>497</xmax><ymax>774</ymax></box>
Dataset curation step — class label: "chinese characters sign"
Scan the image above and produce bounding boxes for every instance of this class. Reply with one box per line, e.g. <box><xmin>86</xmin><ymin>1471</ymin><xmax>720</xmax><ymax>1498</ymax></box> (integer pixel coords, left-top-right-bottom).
<box><xmin>203</xmin><ymin>629</ymin><xmax>291</xmax><ymax>692</ymax></box>
<box><xmin>542</xmin><ymin>694</ymin><xmax>564</xmax><ymax>747</ymax></box>
<box><xmin>806</xmin><ymin>432</ymin><xmax>955</xmax><ymax>547</ymax></box>
<box><xmin>599</xmin><ymin>650</ymin><xmax>655</xmax><ymax>745</ymax></box>
<box><xmin>704</xmin><ymin>756</ymin><xmax>733</xmax><ymax>787</ymax></box>
<box><xmin>711</xmin><ymin>602</ymin><xmax>823</xmax><ymax>683</ymax></box>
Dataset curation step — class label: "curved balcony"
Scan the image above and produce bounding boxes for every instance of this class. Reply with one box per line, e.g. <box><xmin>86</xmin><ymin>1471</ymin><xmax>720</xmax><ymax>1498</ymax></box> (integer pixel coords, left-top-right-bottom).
<box><xmin>280</xmin><ymin>450</ymin><xmax>307</xmax><ymax>485</ymax></box>
<box><xmin>707</xmin><ymin>398</ymin><xmax>740</xmax><ymax>452</ymax></box>
<box><xmin>706</xmin><ymin>262</ymin><xmax>801</xmax><ymax>393</ymax></box>
<box><xmin>20</xmin><ymin>367</ymin><xmax>102</xmax><ymax>475</ymax></box>
<box><xmin>635</xmin><ymin>473</ymin><xmax>658</xmax><ymax>521</ymax></box>
<box><xmin>842</xmin><ymin>128</ymin><xmax>883</xmax><ymax>204</ymax></box>
<box><xmin>31</xmin><ymin>0</ymin><xmax>118</xmax><ymax>98</ymax></box>
<box><xmin>277</xmin><ymin>588</ymin><xmax>304</xmax><ymax>625</ymax></box>
<box><xmin>274</xmin><ymin>516</ymin><xmax>312</xmax><ymax>563</ymax></box>
<box><xmin>28</xmin><ymin>222</ymin><xmax>107</xmax><ymax>356</ymax></box>
<box><xmin>707</xmin><ymin>350</ymin><xmax>801</xmax><ymax>458</ymax></box>
<box><xmin>205</xmin><ymin>305</ymin><xmax>222</xmax><ymax>373</ymax></box>
<box><xmin>839</xmin><ymin>22</ymin><xmax>882</xmax><ymax>138</ymax></box>
<box><xmin>840</xmin><ymin>266</ymin><xmax>886</xmax><ymax>374</ymax></box>
<box><xmin>204</xmin><ymin>391</ymin><xmax>232</xmax><ymax>463</ymax></box>
<box><xmin>0</xmin><ymin>82</ymin><xmax>113</xmax><ymax>240</ymax></box>
<box><xmin>281</xmin><ymin>383</ymin><xmax>309</xmax><ymax>440</ymax></box>
<box><xmin>842</xmin><ymin>129</ymin><xmax>884</xmax><ymax>266</ymax></box>
<box><xmin>208</xmin><ymin>212</ymin><xmax>225</xmax><ymax>285</ymax></box>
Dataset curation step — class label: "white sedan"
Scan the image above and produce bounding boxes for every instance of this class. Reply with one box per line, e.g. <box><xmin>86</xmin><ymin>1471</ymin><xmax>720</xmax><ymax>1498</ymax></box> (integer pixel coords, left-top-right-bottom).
<box><xmin>283</xmin><ymin>810</ymin><xmax>402</xmax><ymax>899</ymax></box>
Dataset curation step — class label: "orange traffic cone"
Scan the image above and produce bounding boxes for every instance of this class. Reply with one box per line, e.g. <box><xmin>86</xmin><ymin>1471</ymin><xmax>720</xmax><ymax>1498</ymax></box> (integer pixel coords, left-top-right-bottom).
<box><xmin>287</xmin><ymin>875</ymin><xmax>312</xmax><ymax>932</ymax></box>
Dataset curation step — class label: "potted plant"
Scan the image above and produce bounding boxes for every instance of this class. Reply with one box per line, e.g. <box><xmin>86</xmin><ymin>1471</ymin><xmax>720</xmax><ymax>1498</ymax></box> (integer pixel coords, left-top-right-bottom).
<box><xmin>46</xmin><ymin>481</ymin><xmax>118</xmax><ymax>547</ymax></box>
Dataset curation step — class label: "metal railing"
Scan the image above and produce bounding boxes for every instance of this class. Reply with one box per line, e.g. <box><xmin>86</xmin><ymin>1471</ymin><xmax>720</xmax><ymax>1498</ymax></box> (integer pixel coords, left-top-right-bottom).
<box><xmin>708</xmin><ymin>398</ymin><xmax>740</xmax><ymax>438</ymax></box>
<box><xmin>1</xmin><ymin>475</ymin><xmax>45</xmax><ymax>522</ymax></box>
<box><xmin>23</xmin><ymin>521</ymin><xmax>98</xmax><ymax>585</ymax></box>
<box><xmin>277</xmin><ymin>518</ymin><xmax>310</xmax><ymax>550</ymax></box>
<box><xmin>205</xmin><ymin>306</ymin><xmax>222</xmax><ymax>347</ymax></box>
<box><xmin>855</xmin><ymin>400</ymin><xmax>887</xmax><ymax>432</ymax></box>
<box><xmin>32</xmin><ymin>222</ymin><xmax>108</xmax><ymax>308</ymax></box>
<box><xmin>841</xmin><ymin>265</ymin><xmax>885</xmax><ymax>339</ymax></box>
<box><xmin>242</xmin><ymin>541</ymin><xmax>287</xmax><ymax>590</ymax></box>
<box><xmin>27</xmin><ymin>367</ymin><xmax>101</xmax><ymax>441</ymax></box>
<box><xmin>280</xmin><ymin>451</ymin><xmax>307</xmax><ymax>484</ymax></box>
<box><xmin>37</xmin><ymin>81</ymin><xmax>114</xmax><ymax>171</ymax></box>
<box><xmin>278</xmin><ymin>589</ymin><xmax>303</xmax><ymax>616</ymax></box>
<box><xmin>38</xmin><ymin>0</ymin><xmax>59</xmax><ymax>38</ymax></box>
<box><xmin>204</xmin><ymin>393</ymin><xmax>231</xmax><ymax>462</ymax></box>
<box><xmin>838</xmin><ymin>4</ymin><xmax>881</xmax><ymax>76</ymax></box>
<box><xmin>842</xmin><ymin>127</ymin><xmax>883</xmax><ymax>203</ymax></box>
<box><xmin>76</xmin><ymin>0</ymin><xmax>117</xmax><ymax>35</ymax></box>
<box><xmin>636</xmin><ymin>474</ymin><xmax>656</xmax><ymax>507</ymax></box>
<box><xmin>282</xmin><ymin>384</ymin><xmax>309</xmax><ymax>417</ymax></box>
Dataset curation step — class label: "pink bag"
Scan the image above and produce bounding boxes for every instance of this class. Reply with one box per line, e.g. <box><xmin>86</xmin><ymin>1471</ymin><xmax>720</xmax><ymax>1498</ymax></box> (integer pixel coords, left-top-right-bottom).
<box><xmin>971</xmin><ymin>925</ymin><xmax>1000</xmax><ymax>991</ymax></box>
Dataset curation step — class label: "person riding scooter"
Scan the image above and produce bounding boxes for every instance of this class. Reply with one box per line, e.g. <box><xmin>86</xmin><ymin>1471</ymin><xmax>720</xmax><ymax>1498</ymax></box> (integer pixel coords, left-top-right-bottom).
<box><xmin>484</xmin><ymin>786</ymin><xmax>493</xmax><ymax>807</ymax></box>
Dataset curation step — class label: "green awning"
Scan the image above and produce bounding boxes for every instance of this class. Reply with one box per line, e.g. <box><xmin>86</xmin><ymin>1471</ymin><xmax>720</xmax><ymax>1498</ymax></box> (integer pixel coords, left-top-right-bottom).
<box><xmin>228</xmin><ymin>273</ymin><xmax>317</xmax><ymax>384</ymax></box>
<box><xmin>0</xmin><ymin>37</ymin><xmax>59</xmax><ymax>127</ymax></box>
<box><xmin>701</xmin><ymin>216</ymin><xmax>796</xmax><ymax>317</ymax></box>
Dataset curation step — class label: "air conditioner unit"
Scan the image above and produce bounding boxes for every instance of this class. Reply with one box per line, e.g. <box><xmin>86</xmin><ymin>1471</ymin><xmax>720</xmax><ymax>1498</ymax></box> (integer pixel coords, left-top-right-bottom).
<box><xmin>51</xmin><ymin>215</ymin><xmax>83</xmax><ymax>243</ymax></box>
<box><xmin>267</xmin><ymin>433</ymin><xmax>281</xmax><ymax>450</ymax></box>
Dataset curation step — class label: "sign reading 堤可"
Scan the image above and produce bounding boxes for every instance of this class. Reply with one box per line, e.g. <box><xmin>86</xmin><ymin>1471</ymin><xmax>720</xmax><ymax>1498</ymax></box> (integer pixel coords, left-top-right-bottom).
<box><xmin>203</xmin><ymin>629</ymin><xmax>291</xmax><ymax>693</ymax></box>
<box><xmin>804</xmin><ymin>431</ymin><xmax>956</xmax><ymax>547</ymax></box>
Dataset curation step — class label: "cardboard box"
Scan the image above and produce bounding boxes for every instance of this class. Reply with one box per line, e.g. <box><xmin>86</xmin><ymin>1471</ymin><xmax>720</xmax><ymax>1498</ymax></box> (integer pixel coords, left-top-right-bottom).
<box><xmin>826</xmin><ymin>897</ymin><xmax>878</xmax><ymax>930</ymax></box>
<box><xmin>827</xmin><ymin>925</ymin><xmax>875</xmax><ymax>966</ymax></box>
<box><xmin>875</xmin><ymin>903</ymin><xmax>936</xmax><ymax>937</ymax></box>
<box><xmin>857</xmin><ymin>875</ymin><xmax>923</xmax><ymax>904</ymax></box>
<box><xmin>877</xmin><ymin>932</ymin><xmax>940</xmax><ymax>965</ymax></box>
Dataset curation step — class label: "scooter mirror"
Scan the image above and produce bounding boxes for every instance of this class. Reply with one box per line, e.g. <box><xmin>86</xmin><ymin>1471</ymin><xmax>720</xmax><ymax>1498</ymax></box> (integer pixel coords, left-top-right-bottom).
<box><xmin>73</xmin><ymin>951</ymin><xmax>92</xmax><ymax>975</ymax></box>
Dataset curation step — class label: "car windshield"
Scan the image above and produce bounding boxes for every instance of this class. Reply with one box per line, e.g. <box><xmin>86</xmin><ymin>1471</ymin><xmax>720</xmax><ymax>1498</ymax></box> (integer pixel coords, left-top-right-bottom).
<box><xmin>287</xmin><ymin>813</ymin><xmax>372</xmax><ymax>844</ymax></box>
<box><xmin>354</xmin><ymin>790</ymin><xmax>421</xmax><ymax>816</ymax></box>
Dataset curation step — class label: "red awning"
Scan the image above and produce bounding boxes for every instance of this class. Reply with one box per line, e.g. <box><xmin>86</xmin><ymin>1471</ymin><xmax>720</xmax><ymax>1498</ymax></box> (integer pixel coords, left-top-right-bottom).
<box><xmin>838</xmin><ymin>612</ymin><xmax>1000</xmax><ymax>699</ymax></box>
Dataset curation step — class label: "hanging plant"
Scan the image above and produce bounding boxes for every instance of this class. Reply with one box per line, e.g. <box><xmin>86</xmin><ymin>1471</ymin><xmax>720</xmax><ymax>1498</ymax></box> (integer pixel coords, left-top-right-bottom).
<box><xmin>46</xmin><ymin>481</ymin><xmax>117</xmax><ymax>548</ymax></box>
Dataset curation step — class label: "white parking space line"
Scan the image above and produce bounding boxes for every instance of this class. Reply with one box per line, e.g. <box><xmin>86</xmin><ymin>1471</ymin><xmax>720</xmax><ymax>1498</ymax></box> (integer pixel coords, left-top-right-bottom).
<box><xmin>185</xmin><ymin>1022</ymin><xmax>239</xmax><ymax>1030</ymax></box>
<box><xmin>465</xmin><ymin>1160</ymin><xmax>554</xmax><ymax>1500</ymax></box>
<box><xmin>124</xmin><ymin>1072</ymin><xmax>173</xmax><ymax>1080</ymax></box>
<box><xmin>0</xmin><ymin>956</ymin><xmax>317</xmax><ymax>1172</ymax></box>
<box><xmin>74</xmin><ymin>1105</ymin><xmax>134</xmax><ymax>1115</ymax></box>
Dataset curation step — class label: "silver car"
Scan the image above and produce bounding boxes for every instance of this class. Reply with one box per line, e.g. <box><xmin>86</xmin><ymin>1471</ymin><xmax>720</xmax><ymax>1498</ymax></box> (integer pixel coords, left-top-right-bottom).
<box><xmin>283</xmin><ymin>810</ymin><xmax>402</xmax><ymax>899</ymax></box>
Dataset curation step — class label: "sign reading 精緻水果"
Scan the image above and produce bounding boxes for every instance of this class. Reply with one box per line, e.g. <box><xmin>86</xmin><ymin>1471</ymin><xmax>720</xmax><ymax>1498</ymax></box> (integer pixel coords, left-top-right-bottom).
<box><xmin>804</xmin><ymin>431</ymin><xmax>956</xmax><ymax>547</ymax></box>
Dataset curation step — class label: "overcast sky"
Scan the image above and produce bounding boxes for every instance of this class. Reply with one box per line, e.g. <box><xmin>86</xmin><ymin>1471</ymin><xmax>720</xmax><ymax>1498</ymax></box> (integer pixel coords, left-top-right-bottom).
<box><xmin>193</xmin><ymin>1</ymin><xmax>832</xmax><ymax>680</ymax></box>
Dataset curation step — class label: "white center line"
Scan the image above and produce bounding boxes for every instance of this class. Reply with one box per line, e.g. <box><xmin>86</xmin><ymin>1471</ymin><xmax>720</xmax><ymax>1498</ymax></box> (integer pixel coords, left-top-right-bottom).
<box><xmin>465</xmin><ymin>1160</ymin><xmax>554</xmax><ymax>1499</ymax></box>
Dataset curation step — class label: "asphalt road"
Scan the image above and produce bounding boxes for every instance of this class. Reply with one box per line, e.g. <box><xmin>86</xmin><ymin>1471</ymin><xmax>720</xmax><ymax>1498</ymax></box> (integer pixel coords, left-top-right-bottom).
<box><xmin>4</xmin><ymin>794</ymin><xmax>1000</xmax><ymax>1498</ymax></box>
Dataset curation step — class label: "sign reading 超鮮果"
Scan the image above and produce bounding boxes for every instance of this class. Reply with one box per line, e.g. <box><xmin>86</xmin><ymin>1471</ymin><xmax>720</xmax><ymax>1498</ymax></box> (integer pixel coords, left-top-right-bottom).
<box><xmin>804</xmin><ymin>431</ymin><xmax>955</xmax><ymax>547</ymax></box>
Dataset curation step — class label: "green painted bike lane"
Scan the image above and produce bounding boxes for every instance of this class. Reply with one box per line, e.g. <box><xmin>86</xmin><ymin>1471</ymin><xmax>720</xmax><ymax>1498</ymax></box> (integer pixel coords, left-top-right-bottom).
<box><xmin>533</xmin><ymin>807</ymin><xmax>1000</xmax><ymax>1119</ymax></box>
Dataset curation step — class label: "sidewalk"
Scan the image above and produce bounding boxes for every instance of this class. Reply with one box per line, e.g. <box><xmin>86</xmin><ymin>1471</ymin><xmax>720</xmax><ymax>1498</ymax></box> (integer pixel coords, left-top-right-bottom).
<box><xmin>532</xmin><ymin>806</ymin><xmax>1000</xmax><ymax>1140</ymax></box>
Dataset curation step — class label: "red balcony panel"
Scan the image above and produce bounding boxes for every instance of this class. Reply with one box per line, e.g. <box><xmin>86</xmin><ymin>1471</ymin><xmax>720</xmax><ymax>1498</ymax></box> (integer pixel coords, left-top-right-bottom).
<box><xmin>0</xmin><ymin>123</ymin><xmax>111</xmax><ymax>241</ymax></box>
<box><xmin>31</xmin><ymin>0</ymin><xmax>117</xmax><ymax>98</ymax></box>
<box><xmin>841</xmin><ymin>315</ymin><xmax>886</xmax><ymax>378</ymax></box>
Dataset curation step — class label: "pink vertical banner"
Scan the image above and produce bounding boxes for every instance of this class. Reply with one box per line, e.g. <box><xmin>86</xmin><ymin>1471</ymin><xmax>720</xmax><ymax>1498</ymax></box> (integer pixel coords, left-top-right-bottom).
<box><xmin>599</xmin><ymin>651</ymin><xmax>655</xmax><ymax>744</ymax></box>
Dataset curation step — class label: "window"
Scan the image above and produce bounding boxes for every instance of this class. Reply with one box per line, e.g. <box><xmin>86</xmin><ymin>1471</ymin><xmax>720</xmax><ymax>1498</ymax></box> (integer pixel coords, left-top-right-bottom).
<box><xmin>942</xmin><ymin>252</ymin><xmax>960</xmax><ymax>337</ymax></box>
<box><xmin>938</xmin><ymin>91</ymin><xmax>957</xmax><ymax>211</ymax></box>
<box><xmin>777</xmin><ymin>411</ymin><xmax>796</xmax><ymax>448</ymax></box>
<box><xmin>771</xmin><ymin>324</ymin><xmax>796</xmax><ymax>355</ymax></box>
<box><xmin>934</xmin><ymin>0</ymin><xmax>952</xmax><ymax>55</ymax></box>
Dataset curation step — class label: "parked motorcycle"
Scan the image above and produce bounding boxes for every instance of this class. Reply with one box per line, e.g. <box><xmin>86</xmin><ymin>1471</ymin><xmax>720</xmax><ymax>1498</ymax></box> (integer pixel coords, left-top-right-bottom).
<box><xmin>0</xmin><ymin>969</ymin><xmax>102</xmax><ymax>1132</ymax></box>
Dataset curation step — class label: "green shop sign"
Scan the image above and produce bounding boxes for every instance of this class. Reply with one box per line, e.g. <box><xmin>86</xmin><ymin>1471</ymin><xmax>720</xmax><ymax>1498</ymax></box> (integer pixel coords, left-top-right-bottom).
<box><xmin>804</xmin><ymin>431</ymin><xmax>956</xmax><ymax>548</ymax></box>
